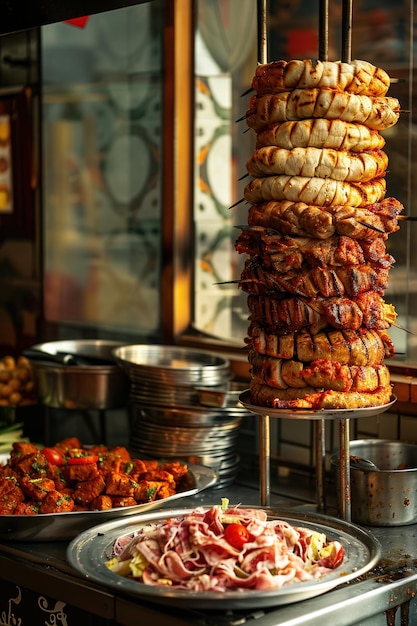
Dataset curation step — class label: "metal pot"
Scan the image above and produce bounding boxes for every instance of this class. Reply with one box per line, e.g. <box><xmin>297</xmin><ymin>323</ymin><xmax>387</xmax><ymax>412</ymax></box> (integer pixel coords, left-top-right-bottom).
<box><xmin>27</xmin><ymin>340</ymin><xmax>130</xmax><ymax>410</ymax></box>
<box><xmin>331</xmin><ymin>439</ymin><xmax>417</xmax><ymax>527</ymax></box>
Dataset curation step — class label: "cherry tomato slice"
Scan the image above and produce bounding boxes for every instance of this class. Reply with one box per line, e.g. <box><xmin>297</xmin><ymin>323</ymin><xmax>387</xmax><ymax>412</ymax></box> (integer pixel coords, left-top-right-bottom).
<box><xmin>224</xmin><ymin>523</ymin><xmax>251</xmax><ymax>550</ymax></box>
<box><xmin>67</xmin><ymin>455</ymin><xmax>99</xmax><ymax>465</ymax></box>
<box><xmin>41</xmin><ymin>447</ymin><xmax>65</xmax><ymax>466</ymax></box>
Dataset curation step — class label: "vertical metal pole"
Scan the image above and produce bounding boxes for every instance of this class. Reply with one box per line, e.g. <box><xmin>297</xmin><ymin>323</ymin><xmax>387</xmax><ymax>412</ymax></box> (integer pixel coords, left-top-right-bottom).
<box><xmin>338</xmin><ymin>419</ymin><xmax>351</xmax><ymax>522</ymax></box>
<box><xmin>339</xmin><ymin>0</ymin><xmax>353</xmax><ymax>522</ymax></box>
<box><xmin>315</xmin><ymin>0</ymin><xmax>330</xmax><ymax>514</ymax></box>
<box><xmin>259</xmin><ymin>414</ymin><xmax>271</xmax><ymax>506</ymax></box>
<box><xmin>319</xmin><ymin>0</ymin><xmax>329</xmax><ymax>60</ymax></box>
<box><xmin>257</xmin><ymin>0</ymin><xmax>270</xmax><ymax>508</ymax></box>
<box><xmin>315</xmin><ymin>419</ymin><xmax>326</xmax><ymax>510</ymax></box>
<box><xmin>341</xmin><ymin>0</ymin><xmax>353</xmax><ymax>63</ymax></box>
<box><xmin>257</xmin><ymin>0</ymin><xmax>268</xmax><ymax>63</ymax></box>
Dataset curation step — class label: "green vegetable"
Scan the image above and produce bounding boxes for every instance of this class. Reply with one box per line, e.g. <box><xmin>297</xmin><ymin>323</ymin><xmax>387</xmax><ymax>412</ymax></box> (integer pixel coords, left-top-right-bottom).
<box><xmin>221</xmin><ymin>497</ymin><xmax>229</xmax><ymax>511</ymax></box>
<box><xmin>0</xmin><ymin>421</ymin><xmax>24</xmax><ymax>434</ymax></box>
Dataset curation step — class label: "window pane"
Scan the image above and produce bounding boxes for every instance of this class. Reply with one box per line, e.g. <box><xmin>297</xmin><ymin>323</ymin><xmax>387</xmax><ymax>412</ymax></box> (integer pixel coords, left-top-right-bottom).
<box><xmin>193</xmin><ymin>1</ymin><xmax>257</xmax><ymax>341</ymax></box>
<box><xmin>41</xmin><ymin>3</ymin><xmax>164</xmax><ymax>337</ymax></box>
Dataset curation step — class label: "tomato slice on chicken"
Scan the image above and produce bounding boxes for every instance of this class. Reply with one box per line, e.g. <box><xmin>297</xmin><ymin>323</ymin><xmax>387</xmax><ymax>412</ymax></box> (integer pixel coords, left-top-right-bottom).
<box><xmin>40</xmin><ymin>447</ymin><xmax>65</xmax><ymax>466</ymax></box>
<box><xmin>67</xmin><ymin>455</ymin><xmax>99</xmax><ymax>465</ymax></box>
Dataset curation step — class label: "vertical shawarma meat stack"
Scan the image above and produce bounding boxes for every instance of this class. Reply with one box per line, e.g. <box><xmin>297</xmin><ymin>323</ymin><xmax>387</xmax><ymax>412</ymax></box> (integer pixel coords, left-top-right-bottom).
<box><xmin>236</xmin><ymin>59</ymin><xmax>402</xmax><ymax>409</ymax></box>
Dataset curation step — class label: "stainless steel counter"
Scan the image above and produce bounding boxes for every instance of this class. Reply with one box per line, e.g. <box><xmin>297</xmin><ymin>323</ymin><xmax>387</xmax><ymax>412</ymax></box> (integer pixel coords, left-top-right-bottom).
<box><xmin>0</xmin><ymin>480</ymin><xmax>417</xmax><ymax>626</ymax></box>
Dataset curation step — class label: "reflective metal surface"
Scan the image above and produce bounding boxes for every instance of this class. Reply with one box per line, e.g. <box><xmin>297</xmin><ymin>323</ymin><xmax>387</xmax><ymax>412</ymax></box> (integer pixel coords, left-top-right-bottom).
<box><xmin>239</xmin><ymin>392</ymin><xmax>398</xmax><ymax>520</ymax></box>
<box><xmin>332</xmin><ymin>440</ymin><xmax>417</xmax><ymax>526</ymax></box>
<box><xmin>196</xmin><ymin>381</ymin><xmax>247</xmax><ymax>408</ymax></box>
<box><xmin>123</xmin><ymin>350</ymin><xmax>242</xmax><ymax>490</ymax></box>
<box><xmin>239</xmin><ymin>391</ymin><xmax>397</xmax><ymax>420</ymax></box>
<box><xmin>129</xmin><ymin>406</ymin><xmax>242</xmax><ymax>488</ymax></box>
<box><xmin>27</xmin><ymin>339</ymin><xmax>130</xmax><ymax>410</ymax></box>
<box><xmin>0</xmin><ymin>464</ymin><xmax>216</xmax><ymax>542</ymax></box>
<box><xmin>114</xmin><ymin>345</ymin><xmax>230</xmax><ymax>386</ymax></box>
<box><xmin>66</xmin><ymin>507</ymin><xmax>381</xmax><ymax>610</ymax></box>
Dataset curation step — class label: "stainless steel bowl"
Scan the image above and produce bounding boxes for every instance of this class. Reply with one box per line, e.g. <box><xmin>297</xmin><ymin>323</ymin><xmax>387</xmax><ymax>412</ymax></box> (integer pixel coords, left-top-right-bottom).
<box><xmin>113</xmin><ymin>345</ymin><xmax>230</xmax><ymax>386</ymax></box>
<box><xmin>331</xmin><ymin>439</ymin><xmax>417</xmax><ymax>526</ymax></box>
<box><xmin>27</xmin><ymin>340</ymin><xmax>130</xmax><ymax>410</ymax></box>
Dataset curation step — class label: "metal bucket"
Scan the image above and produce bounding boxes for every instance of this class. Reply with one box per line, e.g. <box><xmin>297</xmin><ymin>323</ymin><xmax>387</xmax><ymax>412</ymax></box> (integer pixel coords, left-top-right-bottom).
<box><xmin>331</xmin><ymin>439</ymin><xmax>417</xmax><ymax>526</ymax></box>
<box><xmin>27</xmin><ymin>340</ymin><xmax>130</xmax><ymax>410</ymax></box>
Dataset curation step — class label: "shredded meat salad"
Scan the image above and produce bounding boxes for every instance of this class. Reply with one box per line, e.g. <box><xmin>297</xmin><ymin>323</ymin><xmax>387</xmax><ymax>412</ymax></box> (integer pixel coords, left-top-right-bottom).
<box><xmin>105</xmin><ymin>500</ymin><xmax>344</xmax><ymax>591</ymax></box>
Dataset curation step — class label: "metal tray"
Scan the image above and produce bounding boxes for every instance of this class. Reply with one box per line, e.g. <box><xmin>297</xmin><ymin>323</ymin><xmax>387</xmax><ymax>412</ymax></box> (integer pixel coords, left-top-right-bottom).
<box><xmin>66</xmin><ymin>507</ymin><xmax>381</xmax><ymax>610</ymax></box>
<box><xmin>239</xmin><ymin>391</ymin><xmax>397</xmax><ymax>420</ymax></box>
<box><xmin>0</xmin><ymin>464</ymin><xmax>216</xmax><ymax>542</ymax></box>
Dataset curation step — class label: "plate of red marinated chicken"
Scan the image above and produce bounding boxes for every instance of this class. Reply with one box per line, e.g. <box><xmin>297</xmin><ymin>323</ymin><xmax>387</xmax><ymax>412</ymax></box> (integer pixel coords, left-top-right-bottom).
<box><xmin>0</xmin><ymin>437</ymin><xmax>217</xmax><ymax>541</ymax></box>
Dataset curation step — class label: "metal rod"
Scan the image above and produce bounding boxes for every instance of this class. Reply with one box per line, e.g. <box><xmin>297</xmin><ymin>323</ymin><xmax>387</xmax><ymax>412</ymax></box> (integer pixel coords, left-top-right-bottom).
<box><xmin>334</xmin><ymin>0</ymin><xmax>354</xmax><ymax>519</ymax></box>
<box><xmin>318</xmin><ymin>0</ymin><xmax>329</xmax><ymax>61</ymax></box>
<box><xmin>257</xmin><ymin>0</ymin><xmax>268</xmax><ymax>64</ymax></box>
<box><xmin>315</xmin><ymin>419</ymin><xmax>326</xmax><ymax>510</ymax></box>
<box><xmin>341</xmin><ymin>0</ymin><xmax>353</xmax><ymax>63</ymax></box>
<box><xmin>256</xmin><ymin>0</ymin><xmax>270</xmax><ymax>509</ymax></box>
<box><xmin>258</xmin><ymin>414</ymin><xmax>271</xmax><ymax>506</ymax></box>
<box><xmin>338</xmin><ymin>418</ymin><xmax>351</xmax><ymax>522</ymax></box>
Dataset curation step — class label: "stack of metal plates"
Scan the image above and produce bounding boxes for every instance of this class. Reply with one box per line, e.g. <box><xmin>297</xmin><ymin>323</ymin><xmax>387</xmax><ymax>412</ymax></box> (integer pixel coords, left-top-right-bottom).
<box><xmin>113</xmin><ymin>345</ymin><xmax>248</xmax><ymax>488</ymax></box>
<box><xmin>114</xmin><ymin>345</ymin><xmax>231</xmax><ymax>406</ymax></box>
<box><xmin>129</xmin><ymin>406</ymin><xmax>243</xmax><ymax>488</ymax></box>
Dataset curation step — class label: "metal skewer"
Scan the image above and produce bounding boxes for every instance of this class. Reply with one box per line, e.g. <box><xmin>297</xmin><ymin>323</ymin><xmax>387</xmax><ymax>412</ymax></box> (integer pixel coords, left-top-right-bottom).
<box><xmin>249</xmin><ymin>0</ymin><xmax>363</xmax><ymax>520</ymax></box>
<box><xmin>256</xmin><ymin>0</ymin><xmax>270</xmax><ymax>508</ymax></box>
<box><xmin>316</xmin><ymin>0</ymin><xmax>354</xmax><ymax>521</ymax></box>
<box><xmin>319</xmin><ymin>0</ymin><xmax>329</xmax><ymax>61</ymax></box>
<box><xmin>341</xmin><ymin>0</ymin><xmax>353</xmax><ymax>63</ymax></box>
<box><xmin>315</xmin><ymin>0</ymin><xmax>329</xmax><ymax>513</ymax></box>
<box><xmin>257</xmin><ymin>0</ymin><xmax>267</xmax><ymax>65</ymax></box>
<box><xmin>338</xmin><ymin>0</ymin><xmax>354</xmax><ymax>522</ymax></box>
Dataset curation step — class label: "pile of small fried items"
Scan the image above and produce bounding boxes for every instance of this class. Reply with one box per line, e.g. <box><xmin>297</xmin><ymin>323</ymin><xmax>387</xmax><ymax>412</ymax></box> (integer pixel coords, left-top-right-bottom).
<box><xmin>0</xmin><ymin>437</ymin><xmax>189</xmax><ymax>514</ymax></box>
<box><xmin>236</xmin><ymin>59</ymin><xmax>402</xmax><ymax>410</ymax></box>
<box><xmin>0</xmin><ymin>355</ymin><xmax>37</xmax><ymax>407</ymax></box>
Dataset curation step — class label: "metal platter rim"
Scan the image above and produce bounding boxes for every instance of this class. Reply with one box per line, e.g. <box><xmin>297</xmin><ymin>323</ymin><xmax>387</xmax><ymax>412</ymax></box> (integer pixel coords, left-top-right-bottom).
<box><xmin>66</xmin><ymin>506</ymin><xmax>381</xmax><ymax>610</ymax></box>
<box><xmin>239</xmin><ymin>391</ymin><xmax>397</xmax><ymax>420</ymax></box>
<box><xmin>132</xmin><ymin>402</ymin><xmax>247</xmax><ymax>416</ymax></box>
<box><xmin>131</xmin><ymin>406</ymin><xmax>244</xmax><ymax>417</ymax></box>
<box><xmin>114</xmin><ymin>345</ymin><xmax>230</xmax><ymax>372</ymax></box>
<box><xmin>131</xmin><ymin>420</ymin><xmax>242</xmax><ymax>434</ymax></box>
<box><xmin>128</xmin><ymin>374</ymin><xmax>230</xmax><ymax>385</ymax></box>
<box><xmin>131</xmin><ymin>413</ymin><xmax>243</xmax><ymax>426</ymax></box>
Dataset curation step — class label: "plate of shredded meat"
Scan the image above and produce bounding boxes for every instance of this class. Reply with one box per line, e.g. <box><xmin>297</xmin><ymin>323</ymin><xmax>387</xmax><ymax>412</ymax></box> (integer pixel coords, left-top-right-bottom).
<box><xmin>66</xmin><ymin>501</ymin><xmax>381</xmax><ymax>609</ymax></box>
